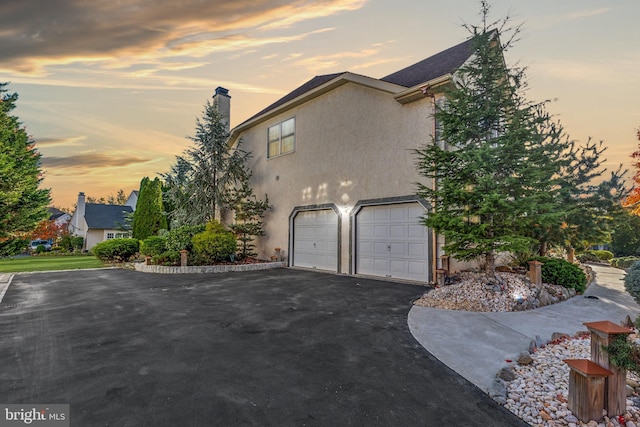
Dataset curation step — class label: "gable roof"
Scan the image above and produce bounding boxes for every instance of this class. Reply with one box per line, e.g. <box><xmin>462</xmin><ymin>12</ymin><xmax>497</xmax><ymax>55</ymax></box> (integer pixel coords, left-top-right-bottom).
<box><xmin>84</xmin><ymin>204</ymin><xmax>133</xmax><ymax>230</ymax></box>
<box><xmin>48</xmin><ymin>207</ymin><xmax>69</xmax><ymax>221</ymax></box>
<box><xmin>380</xmin><ymin>37</ymin><xmax>474</xmax><ymax>87</ymax></box>
<box><xmin>230</xmin><ymin>37</ymin><xmax>476</xmax><ymax>137</ymax></box>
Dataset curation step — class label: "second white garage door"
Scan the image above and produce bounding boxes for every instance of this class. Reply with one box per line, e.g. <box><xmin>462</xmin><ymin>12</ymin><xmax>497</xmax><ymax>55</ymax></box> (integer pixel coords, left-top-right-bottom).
<box><xmin>356</xmin><ymin>203</ymin><xmax>429</xmax><ymax>282</ymax></box>
<box><xmin>293</xmin><ymin>209</ymin><xmax>338</xmax><ymax>272</ymax></box>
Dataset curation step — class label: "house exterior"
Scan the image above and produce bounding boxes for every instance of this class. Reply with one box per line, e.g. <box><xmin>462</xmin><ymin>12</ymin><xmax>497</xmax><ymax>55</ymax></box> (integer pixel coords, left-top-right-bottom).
<box><xmin>69</xmin><ymin>192</ymin><xmax>134</xmax><ymax>251</ymax></box>
<box><xmin>224</xmin><ymin>37</ymin><xmax>476</xmax><ymax>283</ymax></box>
<box><xmin>47</xmin><ymin>207</ymin><xmax>71</xmax><ymax>227</ymax></box>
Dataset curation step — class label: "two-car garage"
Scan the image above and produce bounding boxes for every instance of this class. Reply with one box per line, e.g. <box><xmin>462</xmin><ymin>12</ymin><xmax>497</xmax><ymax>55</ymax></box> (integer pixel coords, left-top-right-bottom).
<box><xmin>291</xmin><ymin>201</ymin><xmax>430</xmax><ymax>283</ymax></box>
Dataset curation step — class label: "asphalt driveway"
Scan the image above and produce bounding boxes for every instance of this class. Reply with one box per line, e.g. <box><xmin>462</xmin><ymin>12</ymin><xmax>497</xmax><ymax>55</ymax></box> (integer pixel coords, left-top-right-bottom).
<box><xmin>0</xmin><ymin>268</ymin><xmax>526</xmax><ymax>426</ymax></box>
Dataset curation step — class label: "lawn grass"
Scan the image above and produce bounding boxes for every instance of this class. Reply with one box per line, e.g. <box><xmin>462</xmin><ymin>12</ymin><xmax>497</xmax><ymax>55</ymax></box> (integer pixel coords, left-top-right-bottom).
<box><xmin>0</xmin><ymin>255</ymin><xmax>106</xmax><ymax>273</ymax></box>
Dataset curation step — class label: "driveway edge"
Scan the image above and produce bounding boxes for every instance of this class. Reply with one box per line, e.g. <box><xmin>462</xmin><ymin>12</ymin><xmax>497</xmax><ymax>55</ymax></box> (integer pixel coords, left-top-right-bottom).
<box><xmin>0</xmin><ymin>273</ymin><xmax>15</xmax><ymax>303</ymax></box>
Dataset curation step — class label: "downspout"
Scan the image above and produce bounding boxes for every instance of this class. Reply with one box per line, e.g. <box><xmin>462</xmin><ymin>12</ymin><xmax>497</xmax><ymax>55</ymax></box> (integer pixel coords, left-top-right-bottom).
<box><xmin>421</xmin><ymin>84</ymin><xmax>439</xmax><ymax>283</ymax></box>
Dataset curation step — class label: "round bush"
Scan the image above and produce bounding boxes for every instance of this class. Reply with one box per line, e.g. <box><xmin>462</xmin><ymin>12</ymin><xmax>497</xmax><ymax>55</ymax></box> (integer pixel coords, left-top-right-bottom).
<box><xmin>140</xmin><ymin>236</ymin><xmax>167</xmax><ymax>257</ymax></box>
<box><xmin>576</xmin><ymin>252</ymin><xmax>599</xmax><ymax>263</ymax></box>
<box><xmin>92</xmin><ymin>238</ymin><xmax>140</xmax><ymax>262</ymax></box>
<box><xmin>529</xmin><ymin>256</ymin><xmax>587</xmax><ymax>293</ymax></box>
<box><xmin>612</xmin><ymin>257</ymin><xmax>640</xmax><ymax>269</ymax></box>
<box><xmin>192</xmin><ymin>221</ymin><xmax>237</xmax><ymax>263</ymax></box>
<box><xmin>151</xmin><ymin>250</ymin><xmax>181</xmax><ymax>266</ymax></box>
<box><xmin>593</xmin><ymin>250</ymin><xmax>614</xmax><ymax>261</ymax></box>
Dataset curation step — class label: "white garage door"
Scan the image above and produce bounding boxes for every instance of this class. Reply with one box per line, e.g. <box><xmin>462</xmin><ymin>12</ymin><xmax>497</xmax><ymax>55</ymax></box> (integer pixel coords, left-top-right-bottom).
<box><xmin>293</xmin><ymin>209</ymin><xmax>338</xmax><ymax>271</ymax></box>
<box><xmin>356</xmin><ymin>203</ymin><xmax>429</xmax><ymax>282</ymax></box>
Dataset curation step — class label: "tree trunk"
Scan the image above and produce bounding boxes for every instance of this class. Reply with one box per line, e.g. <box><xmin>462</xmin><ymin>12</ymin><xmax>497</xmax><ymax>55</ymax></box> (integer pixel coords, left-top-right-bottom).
<box><xmin>539</xmin><ymin>240</ymin><xmax>548</xmax><ymax>257</ymax></box>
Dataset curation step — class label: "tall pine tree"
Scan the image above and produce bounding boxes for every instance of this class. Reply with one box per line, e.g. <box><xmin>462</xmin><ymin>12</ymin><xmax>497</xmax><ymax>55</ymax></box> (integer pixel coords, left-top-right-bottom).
<box><xmin>0</xmin><ymin>83</ymin><xmax>50</xmax><ymax>238</ymax></box>
<box><xmin>416</xmin><ymin>2</ymin><xmax>625</xmax><ymax>277</ymax></box>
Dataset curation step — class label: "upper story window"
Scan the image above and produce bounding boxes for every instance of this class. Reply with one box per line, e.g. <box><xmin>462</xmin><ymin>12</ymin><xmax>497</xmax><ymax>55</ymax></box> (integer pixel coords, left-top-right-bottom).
<box><xmin>268</xmin><ymin>117</ymin><xmax>295</xmax><ymax>158</ymax></box>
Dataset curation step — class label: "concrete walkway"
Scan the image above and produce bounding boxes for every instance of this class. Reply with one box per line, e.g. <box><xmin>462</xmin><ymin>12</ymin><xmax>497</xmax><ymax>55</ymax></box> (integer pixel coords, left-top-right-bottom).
<box><xmin>408</xmin><ymin>265</ymin><xmax>640</xmax><ymax>392</ymax></box>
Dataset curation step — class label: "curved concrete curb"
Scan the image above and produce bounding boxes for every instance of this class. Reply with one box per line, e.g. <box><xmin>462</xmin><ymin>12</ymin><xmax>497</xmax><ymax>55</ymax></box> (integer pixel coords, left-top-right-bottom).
<box><xmin>134</xmin><ymin>261</ymin><xmax>286</xmax><ymax>274</ymax></box>
<box><xmin>408</xmin><ymin>264</ymin><xmax>640</xmax><ymax>392</ymax></box>
<box><xmin>0</xmin><ymin>273</ymin><xmax>15</xmax><ymax>303</ymax></box>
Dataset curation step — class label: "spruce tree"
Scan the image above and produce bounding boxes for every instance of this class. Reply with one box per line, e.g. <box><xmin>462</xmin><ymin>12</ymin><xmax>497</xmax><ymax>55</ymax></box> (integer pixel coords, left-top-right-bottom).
<box><xmin>132</xmin><ymin>177</ymin><xmax>167</xmax><ymax>240</ymax></box>
<box><xmin>227</xmin><ymin>173</ymin><xmax>270</xmax><ymax>259</ymax></box>
<box><xmin>162</xmin><ymin>102</ymin><xmax>249</xmax><ymax>227</ymax></box>
<box><xmin>0</xmin><ymin>83</ymin><xmax>50</xmax><ymax>238</ymax></box>
<box><xmin>416</xmin><ymin>2</ymin><xmax>626</xmax><ymax>276</ymax></box>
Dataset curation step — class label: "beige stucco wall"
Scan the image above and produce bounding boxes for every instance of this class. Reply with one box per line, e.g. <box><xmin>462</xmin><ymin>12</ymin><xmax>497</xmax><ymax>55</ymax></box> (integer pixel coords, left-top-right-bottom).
<box><xmin>84</xmin><ymin>229</ymin><xmax>130</xmax><ymax>251</ymax></box>
<box><xmin>236</xmin><ymin>82</ymin><xmax>435</xmax><ymax>275</ymax></box>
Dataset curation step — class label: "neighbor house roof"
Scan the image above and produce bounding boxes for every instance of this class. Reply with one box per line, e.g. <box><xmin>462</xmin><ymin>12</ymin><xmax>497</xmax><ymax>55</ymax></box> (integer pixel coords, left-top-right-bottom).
<box><xmin>84</xmin><ymin>204</ymin><xmax>133</xmax><ymax>230</ymax></box>
<box><xmin>48</xmin><ymin>207</ymin><xmax>68</xmax><ymax>221</ymax></box>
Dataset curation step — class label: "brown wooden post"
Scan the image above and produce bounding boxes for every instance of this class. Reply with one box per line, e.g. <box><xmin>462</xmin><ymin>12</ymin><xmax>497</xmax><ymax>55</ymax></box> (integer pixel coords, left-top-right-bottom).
<box><xmin>528</xmin><ymin>260</ymin><xmax>543</xmax><ymax>286</ymax></box>
<box><xmin>584</xmin><ymin>321</ymin><xmax>633</xmax><ymax>417</ymax></box>
<box><xmin>440</xmin><ymin>255</ymin><xmax>450</xmax><ymax>275</ymax></box>
<box><xmin>568</xmin><ymin>247</ymin><xmax>575</xmax><ymax>263</ymax></box>
<box><xmin>563</xmin><ymin>359</ymin><xmax>612</xmax><ymax>422</ymax></box>
<box><xmin>145</xmin><ymin>256</ymin><xmax>152</xmax><ymax>265</ymax></box>
<box><xmin>180</xmin><ymin>250</ymin><xmax>188</xmax><ymax>267</ymax></box>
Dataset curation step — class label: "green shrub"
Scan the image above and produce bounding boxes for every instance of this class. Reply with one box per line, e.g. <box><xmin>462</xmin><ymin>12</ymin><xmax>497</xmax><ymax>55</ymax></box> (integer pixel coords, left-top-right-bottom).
<box><xmin>71</xmin><ymin>236</ymin><xmax>84</xmax><ymax>251</ymax></box>
<box><xmin>140</xmin><ymin>236</ymin><xmax>167</xmax><ymax>257</ymax></box>
<box><xmin>92</xmin><ymin>238</ymin><xmax>140</xmax><ymax>262</ymax></box>
<box><xmin>165</xmin><ymin>224</ymin><xmax>206</xmax><ymax>252</ymax></box>
<box><xmin>577</xmin><ymin>251</ymin><xmax>599</xmax><ymax>263</ymax></box>
<box><xmin>151</xmin><ymin>250</ymin><xmax>181</xmax><ymax>266</ymax></box>
<box><xmin>593</xmin><ymin>250</ymin><xmax>614</xmax><ymax>261</ymax></box>
<box><xmin>192</xmin><ymin>221</ymin><xmax>237</xmax><ymax>264</ymax></box>
<box><xmin>629</xmin><ymin>261</ymin><xmax>640</xmax><ymax>273</ymax></box>
<box><xmin>625</xmin><ymin>268</ymin><xmax>640</xmax><ymax>306</ymax></box>
<box><xmin>529</xmin><ymin>256</ymin><xmax>587</xmax><ymax>293</ymax></box>
<box><xmin>611</xmin><ymin>257</ymin><xmax>640</xmax><ymax>269</ymax></box>
<box><xmin>35</xmin><ymin>245</ymin><xmax>47</xmax><ymax>254</ymax></box>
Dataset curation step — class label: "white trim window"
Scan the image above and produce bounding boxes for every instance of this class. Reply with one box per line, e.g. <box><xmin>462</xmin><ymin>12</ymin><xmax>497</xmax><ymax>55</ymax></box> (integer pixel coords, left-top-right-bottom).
<box><xmin>268</xmin><ymin>117</ymin><xmax>295</xmax><ymax>158</ymax></box>
<box><xmin>106</xmin><ymin>232</ymin><xmax>115</xmax><ymax>239</ymax></box>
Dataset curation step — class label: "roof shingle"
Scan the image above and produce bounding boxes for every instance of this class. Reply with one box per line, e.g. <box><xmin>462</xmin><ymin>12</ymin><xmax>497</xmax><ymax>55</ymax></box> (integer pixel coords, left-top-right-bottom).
<box><xmin>85</xmin><ymin>204</ymin><xmax>132</xmax><ymax>230</ymax></box>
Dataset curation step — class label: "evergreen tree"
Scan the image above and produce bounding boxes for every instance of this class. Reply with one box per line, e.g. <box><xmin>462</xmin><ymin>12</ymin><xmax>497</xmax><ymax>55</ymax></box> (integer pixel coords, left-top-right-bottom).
<box><xmin>162</xmin><ymin>102</ymin><xmax>249</xmax><ymax>227</ymax></box>
<box><xmin>227</xmin><ymin>173</ymin><xmax>270</xmax><ymax>258</ymax></box>
<box><xmin>132</xmin><ymin>177</ymin><xmax>167</xmax><ymax>240</ymax></box>
<box><xmin>415</xmin><ymin>2</ymin><xmax>625</xmax><ymax>277</ymax></box>
<box><xmin>0</xmin><ymin>83</ymin><xmax>50</xmax><ymax>238</ymax></box>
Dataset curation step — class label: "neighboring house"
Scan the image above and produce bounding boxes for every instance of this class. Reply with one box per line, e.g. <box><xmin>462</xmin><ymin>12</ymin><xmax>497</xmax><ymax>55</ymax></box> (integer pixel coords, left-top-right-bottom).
<box><xmin>125</xmin><ymin>190</ymin><xmax>139</xmax><ymax>211</ymax></box>
<box><xmin>222</xmin><ymin>37</ymin><xmax>476</xmax><ymax>283</ymax></box>
<box><xmin>69</xmin><ymin>192</ymin><xmax>134</xmax><ymax>251</ymax></box>
<box><xmin>47</xmin><ymin>207</ymin><xmax>71</xmax><ymax>227</ymax></box>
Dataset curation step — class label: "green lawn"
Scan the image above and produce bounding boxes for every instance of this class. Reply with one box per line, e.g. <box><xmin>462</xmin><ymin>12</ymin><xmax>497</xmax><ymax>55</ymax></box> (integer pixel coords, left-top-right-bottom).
<box><xmin>0</xmin><ymin>255</ymin><xmax>106</xmax><ymax>273</ymax></box>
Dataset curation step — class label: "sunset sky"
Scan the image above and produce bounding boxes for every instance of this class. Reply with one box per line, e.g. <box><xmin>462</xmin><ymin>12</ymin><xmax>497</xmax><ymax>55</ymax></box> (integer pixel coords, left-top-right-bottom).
<box><xmin>2</xmin><ymin>0</ymin><xmax>639</xmax><ymax>209</ymax></box>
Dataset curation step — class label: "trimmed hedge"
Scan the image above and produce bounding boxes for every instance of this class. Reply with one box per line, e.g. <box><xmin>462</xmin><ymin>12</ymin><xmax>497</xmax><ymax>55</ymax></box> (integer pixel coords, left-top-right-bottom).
<box><xmin>151</xmin><ymin>250</ymin><xmax>181</xmax><ymax>266</ymax></box>
<box><xmin>140</xmin><ymin>236</ymin><xmax>167</xmax><ymax>257</ymax></box>
<box><xmin>611</xmin><ymin>257</ymin><xmax>640</xmax><ymax>269</ymax></box>
<box><xmin>529</xmin><ymin>256</ymin><xmax>587</xmax><ymax>293</ymax></box>
<box><xmin>92</xmin><ymin>238</ymin><xmax>140</xmax><ymax>262</ymax></box>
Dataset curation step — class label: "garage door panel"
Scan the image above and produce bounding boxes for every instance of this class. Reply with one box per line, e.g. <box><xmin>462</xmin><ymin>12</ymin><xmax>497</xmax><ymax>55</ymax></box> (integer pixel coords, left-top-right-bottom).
<box><xmin>408</xmin><ymin>242</ymin><xmax>426</xmax><ymax>257</ymax></box>
<box><xmin>356</xmin><ymin>202</ymin><xmax>429</xmax><ymax>282</ymax></box>
<box><xmin>293</xmin><ymin>210</ymin><xmax>338</xmax><ymax>272</ymax></box>
<box><xmin>390</xmin><ymin>225</ymin><xmax>407</xmax><ymax>238</ymax></box>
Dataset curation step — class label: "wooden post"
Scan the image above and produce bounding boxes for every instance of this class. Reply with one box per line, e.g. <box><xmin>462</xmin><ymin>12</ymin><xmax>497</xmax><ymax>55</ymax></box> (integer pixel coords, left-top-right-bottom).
<box><xmin>145</xmin><ymin>256</ymin><xmax>152</xmax><ymax>266</ymax></box>
<box><xmin>180</xmin><ymin>250</ymin><xmax>188</xmax><ymax>267</ymax></box>
<box><xmin>563</xmin><ymin>359</ymin><xmax>612</xmax><ymax>422</ymax></box>
<box><xmin>568</xmin><ymin>247</ymin><xmax>575</xmax><ymax>263</ymax></box>
<box><xmin>528</xmin><ymin>260</ymin><xmax>543</xmax><ymax>286</ymax></box>
<box><xmin>440</xmin><ymin>255</ymin><xmax>450</xmax><ymax>275</ymax></box>
<box><xmin>584</xmin><ymin>321</ymin><xmax>633</xmax><ymax>417</ymax></box>
<box><xmin>435</xmin><ymin>269</ymin><xmax>446</xmax><ymax>286</ymax></box>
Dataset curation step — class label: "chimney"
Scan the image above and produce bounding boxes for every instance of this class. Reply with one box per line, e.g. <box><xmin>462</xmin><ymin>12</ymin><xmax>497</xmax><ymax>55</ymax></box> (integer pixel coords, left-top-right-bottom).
<box><xmin>71</xmin><ymin>192</ymin><xmax>86</xmax><ymax>235</ymax></box>
<box><xmin>212</xmin><ymin>86</ymin><xmax>231</xmax><ymax>131</ymax></box>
